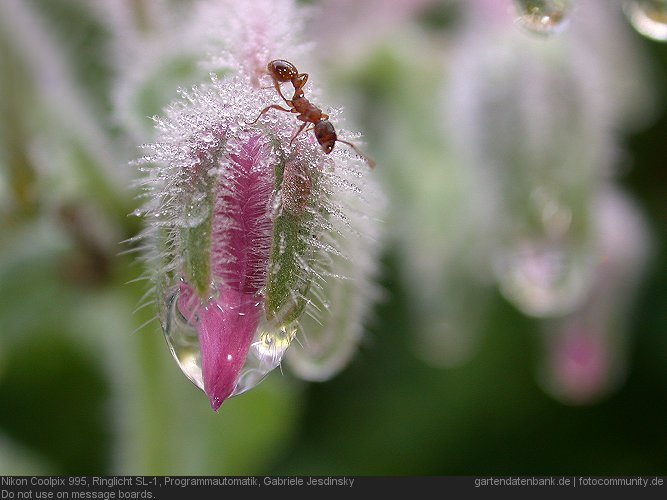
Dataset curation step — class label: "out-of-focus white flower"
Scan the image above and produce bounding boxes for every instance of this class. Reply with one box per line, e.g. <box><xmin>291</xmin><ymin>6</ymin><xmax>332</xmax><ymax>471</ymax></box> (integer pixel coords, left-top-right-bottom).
<box><xmin>308</xmin><ymin>0</ymin><xmax>438</xmax><ymax>65</ymax></box>
<box><xmin>446</xmin><ymin>0</ymin><xmax>651</xmax><ymax>318</ymax></box>
<box><xmin>0</xmin><ymin>0</ymin><xmax>129</xmax><ymax>186</ymax></box>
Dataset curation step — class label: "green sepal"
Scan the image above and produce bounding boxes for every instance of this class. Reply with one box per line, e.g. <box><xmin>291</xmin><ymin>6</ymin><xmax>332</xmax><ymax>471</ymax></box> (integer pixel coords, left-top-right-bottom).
<box><xmin>264</xmin><ymin>157</ymin><xmax>319</xmax><ymax>323</ymax></box>
<box><xmin>181</xmin><ymin>211</ymin><xmax>212</xmax><ymax>297</ymax></box>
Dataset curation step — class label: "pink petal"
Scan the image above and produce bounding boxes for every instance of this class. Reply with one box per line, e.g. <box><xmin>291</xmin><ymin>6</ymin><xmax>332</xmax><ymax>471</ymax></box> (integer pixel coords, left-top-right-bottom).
<box><xmin>178</xmin><ymin>284</ymin><xmax>261</xmax><ymax>410</ymax></box>
<box><xmin>178</xmin><ymin>134</ymin><xmax>274</xmax><ymax>410</ymax></box>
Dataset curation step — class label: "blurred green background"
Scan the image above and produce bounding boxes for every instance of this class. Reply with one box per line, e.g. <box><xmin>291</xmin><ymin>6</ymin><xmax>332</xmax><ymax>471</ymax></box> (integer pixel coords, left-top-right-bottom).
<box><xmin>0</xmin><ymin>0</ymin><xmax>666</xmax><ymax>475</ymax></box>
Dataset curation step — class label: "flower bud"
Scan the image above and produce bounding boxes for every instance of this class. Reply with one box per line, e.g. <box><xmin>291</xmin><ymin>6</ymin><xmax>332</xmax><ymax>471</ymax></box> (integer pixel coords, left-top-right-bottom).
<box><xmin>538</xmin><ymin>187</ymin><xmax>650</xmax><ymax>404</ymax></box>
<box><xmin>135</xmin><ymin>1</ymin><xmax>384</xmax><ymax>410</ymax></box>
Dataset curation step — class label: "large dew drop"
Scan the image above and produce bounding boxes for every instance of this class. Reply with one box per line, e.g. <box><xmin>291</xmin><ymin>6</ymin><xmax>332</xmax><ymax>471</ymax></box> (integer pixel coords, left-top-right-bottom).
<box><xmin>624</xmin><ymin>0</ymin><xmax>667</xmax><ymax>41</ymax></box>
<box><xmin>163</xmin><ymin>285</ymin><xmax>298</xmax><ymax>402</ymax></box>
<box><xmin>513</xmin><ymin>0</ymin><xmax>574</xmax><ymax>36</ymax></box>
<box><xmin>164</xmin><ymin>287</ymin><xmax>205</xmax><ymax>391</ymax></box>
<box><xmin>236</xmin><ymin>319</ymin><xmax>298</xmax><ymax>393</ymax></box>
<box><xmin>493</xmin><ymin>238</ymin><xmax>593</xmax><ymax>317</ymax></box>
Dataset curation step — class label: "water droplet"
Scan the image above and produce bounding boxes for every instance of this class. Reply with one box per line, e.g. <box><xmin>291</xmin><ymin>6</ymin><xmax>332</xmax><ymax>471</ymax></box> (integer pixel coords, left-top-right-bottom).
<box><xmin>494</xmin><ymin>239</ymin><xmax>593</xmax><ymax>317</ymax></box>
<box><xmin>180</xmin><ymin>191</ymin><xmax>209</xmax><ymax>227</ymax></box>
<box><xmin>164</xmin><ymin>287</ymin><xmax>205</xmax><ymax>391</ymax></box>
<box><xmin>514</xmin><ymin>0</ymin><xmax>573</xmax><ymax>36</ymax></box>
<box><xmin>624</xmin><ymin>0</ymin><xmax>667</xmax><ymax>41</ymax></box>
<box><xmin>233</xmin><ymin>318</ymin><xmax>298</xmax><ymax>396</ymax></box>
<box><xmin>530</xmin><ymin>188</ymin><xmax>572</xmax><ymax>239</ymax></box>
<box><xmin>164</xmin><ymin>285</ymin><xmax>293</xmax><ymax>401</ymax></box>
<box><xmin>253</xmin><ymin>324</ymin><xmax>298</xmax><ymax>367</ymax></box>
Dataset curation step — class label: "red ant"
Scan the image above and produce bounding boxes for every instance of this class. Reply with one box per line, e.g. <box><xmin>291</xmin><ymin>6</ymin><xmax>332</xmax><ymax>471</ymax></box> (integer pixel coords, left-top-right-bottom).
<box><xmin>250</xmin><ymin>59</ymin><xmax>375</xmax><ymax>169</ymax></box>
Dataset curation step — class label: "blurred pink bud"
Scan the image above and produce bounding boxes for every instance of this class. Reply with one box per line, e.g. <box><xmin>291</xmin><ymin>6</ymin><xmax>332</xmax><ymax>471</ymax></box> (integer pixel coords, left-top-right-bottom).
<box><xmin>538</xmin><ymin>187</ymin><xmax>651</xmax><ymax>404</ymax></box>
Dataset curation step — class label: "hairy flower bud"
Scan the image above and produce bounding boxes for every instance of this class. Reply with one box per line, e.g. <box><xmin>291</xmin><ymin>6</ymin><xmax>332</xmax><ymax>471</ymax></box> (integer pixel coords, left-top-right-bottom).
<box><xmin>447</xmin><ymin>0</ymin><xmax>650</xmax><ymax>318</ymax></box>
<box><xmin>134</xmin><ymin>1</ymin><xmax>383</xmax><ymax>411</ymax></box>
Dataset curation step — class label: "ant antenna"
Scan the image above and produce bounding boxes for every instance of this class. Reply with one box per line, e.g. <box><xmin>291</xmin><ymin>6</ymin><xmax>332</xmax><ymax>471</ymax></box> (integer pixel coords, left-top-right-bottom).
<box><xmin>337</xmin><ymin>140</ymin><xmax>376</xmax><ymax>169</ymax></box>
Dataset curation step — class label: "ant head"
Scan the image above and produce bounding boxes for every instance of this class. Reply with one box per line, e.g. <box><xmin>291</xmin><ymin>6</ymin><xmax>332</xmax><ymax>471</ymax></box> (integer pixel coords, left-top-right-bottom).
<box><xmin>267</xmin><ymin>59</ymin><xmax>298</xmax><ymax>83</ymax></box>
<box><xmin>314</xmin><ymin>120</ymin><xmax>336</xmax><ymax>154</ymax></box>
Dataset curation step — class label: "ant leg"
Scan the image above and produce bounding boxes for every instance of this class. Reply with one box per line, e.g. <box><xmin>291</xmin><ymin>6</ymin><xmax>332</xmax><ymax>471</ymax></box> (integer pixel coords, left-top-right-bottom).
<box><xmin>247</xmin><ymin>104</ymin><xmax>293</xmax><ymax>125</ymax></box>
<box><xmin>337</xmin><ymin>139</ymin><xmax>376</xmax><ymax>169</ymax></box>
<box><xmin>272</xmin><ymin>80</ymin><xmax>291</xmax><ymax>104</ymax></box>
<box><xmin>289</xmin><ymin>122</ymin><xmax>309</xmax><ymax>146</ymax></box>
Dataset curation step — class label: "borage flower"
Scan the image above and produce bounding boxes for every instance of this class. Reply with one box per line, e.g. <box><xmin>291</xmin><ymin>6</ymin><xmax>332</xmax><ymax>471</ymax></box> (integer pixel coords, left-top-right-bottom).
<box><xmin>136</xmin><ymin>65</ymin><xmax>383</xmax><ymax>411</ymax></box>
